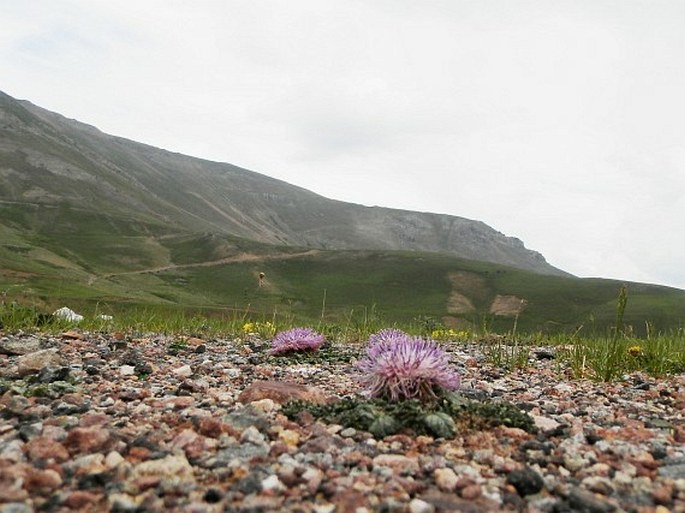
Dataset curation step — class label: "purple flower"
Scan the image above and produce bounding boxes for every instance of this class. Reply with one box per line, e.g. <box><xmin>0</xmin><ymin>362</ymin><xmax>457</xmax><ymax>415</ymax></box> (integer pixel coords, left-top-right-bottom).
<box><xmin>358</xmin><ymin>330</ymin><xmax>461</xmax><ymax>401</ymax></box>
<box><xmin>368</xmin><ymin>328</ymin><xmax>408</xmax><ymax>347</ymax></box>
<box><xmin>270</xmin><ymin>327</ymin><xmax>325</xmax><ymax>355</ymax></box>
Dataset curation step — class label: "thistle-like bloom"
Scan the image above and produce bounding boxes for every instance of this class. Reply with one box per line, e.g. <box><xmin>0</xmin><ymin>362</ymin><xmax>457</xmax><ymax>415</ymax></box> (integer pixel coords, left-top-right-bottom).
<box><xmin>270</xmin><ymin>327</ymin><xmax>325</xmax><ymax>355</ymax></box>
<box><xmin>367</xmin><ymin>328</ymin><xmax>409</xmax><ymax>348</ymax></box>
<box><xmin>358</xmin><ymin>330</ymin><xmax>460</xmax><ymax>401</ymax></box>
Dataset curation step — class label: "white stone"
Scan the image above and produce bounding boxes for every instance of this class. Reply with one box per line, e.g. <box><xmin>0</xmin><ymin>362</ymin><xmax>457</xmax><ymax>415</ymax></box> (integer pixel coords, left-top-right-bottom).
<box><xmin>409</xmin><ymin>498</ymin><xmax>435</xmax><ymax>513</ymax></box>
<box><xmin>52</xmin><ymin>306</ymin><xmax>84</xmax><ymax>322</ymax></box>
<box><xmin>613</xmin><ymin>470</ymin><xmax>633</xmax><ymax>486</ymax></box>
<box><xmin>132</xmin><ymin>454</ymin><xmax>194</xmax><ymax>480</ymax></box>
<box><xmin>69</xmin><ymin>453</ymin><xmax>105</xmax><ymax>473</ymax></box>
<box><xmin>301</xmin><ymin>467</ymin><xmax>324</xmax><ymax>494</ymax></box>
<box><xmin>240</xmin><ymin>426</ymin><xmax>266</xmax><ymax>445</ymax></box>
<box><xmin>313</xmin><ymin>504</ymin><xmax>335</xmax><ymax>513</ymax></box>
<box><xmin>249</xmin><ymin>398</ymin><xmax>278</xmax><ymax>413</ymax></box>
<box><xmin>563</xmin><ymin>453</ymin><xmax>587</xmax><ymax>472</ymax></box>
<box><xmin>0</xmin><ymin>439</ymin><xmax>25</xmax><ymax>463</ymax></box>
<box><xmin>172</xmin><ymin>364</ymin><xmax>192</xmax><ymax>378</ymax></box>
<box><xmin>105</xmin><ymin>451</ymin><xmax>125</xmax><ymax>469</ymax></box>
<box><xmin>119</xmin><ymin>365</ymin><xmax>135</xmax><ymax>376</ymax></box>
<box><xmin>532</xmin><ymin>415</ymin><xmax>560</xmax><ymax>432</ymax></box>
<box><xmin>224</xmin><ymin>368</ymin><xmax>241</xmax><ymax>378</ymax></box>
<box><xmin>674</xmin><ymin>479</ymin><xmax>685</xmax><ymax>492</ymax></box>
<box><xmin>261</xmin><ymin>474</ymin><xmax>286</xmax><ymax>494</ymax></box>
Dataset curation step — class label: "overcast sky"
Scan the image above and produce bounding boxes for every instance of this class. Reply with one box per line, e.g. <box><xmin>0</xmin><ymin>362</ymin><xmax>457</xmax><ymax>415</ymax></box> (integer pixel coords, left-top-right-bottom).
<box><xmin>2</xmin><ymin>1</ymin><xmax>685</xmax><ymax>289</ymax></box>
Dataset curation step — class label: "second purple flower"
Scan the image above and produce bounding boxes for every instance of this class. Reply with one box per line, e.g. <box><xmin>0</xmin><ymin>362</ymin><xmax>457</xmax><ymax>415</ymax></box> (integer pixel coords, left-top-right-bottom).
<box><xmin>270</xmin><ymin>327</ymin><xmax>325</xmax><ymax>355</ymax></box>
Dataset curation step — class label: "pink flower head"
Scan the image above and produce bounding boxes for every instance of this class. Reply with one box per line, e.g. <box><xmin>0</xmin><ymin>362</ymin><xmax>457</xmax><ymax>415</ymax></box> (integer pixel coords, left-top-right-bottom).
<box><xmin>368</xmin><ymin>328</ymin><xmax>408</xmax><ymax>347</ymax></box>
<box><xmin>270</xmin><ymin>327</ymin><xmax>325</xmax><ymax>355</ymax></box>
<box><xmin>358</xmin><ymin>330</ymin><xmax>461</xmax><ymax>401</ymax></box>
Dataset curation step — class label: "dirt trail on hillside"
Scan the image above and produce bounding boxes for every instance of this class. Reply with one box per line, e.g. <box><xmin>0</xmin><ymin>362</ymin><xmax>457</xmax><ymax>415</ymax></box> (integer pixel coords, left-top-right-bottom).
<box><xmin>88</xmin><ymin>249</ymin><xmax>320</xmax><ymax>284</ymax></box>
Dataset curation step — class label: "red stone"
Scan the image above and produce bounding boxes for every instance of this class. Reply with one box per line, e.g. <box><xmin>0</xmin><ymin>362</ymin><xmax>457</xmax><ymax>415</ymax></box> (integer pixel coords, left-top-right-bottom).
<box><xmin>24</xmin><ymin>468</ymin><xmax>62</xmax><ymax>493</ymax></box>
<box><xmin>79</xmin><ymin>413</ymin><xmax>111</xmax><ymax>427</ymax></box>
<box><xmin>197</xmin><ymin>416</ymin><xmax>238</xmax><ymax>438</ymax></box>
<box><xmin>126</xmin><ymin>446</ymin><xmax>152</xmax><ymax>462</ymax></box>
<box><xmin>238</xmin><ymin>380</ymin><xmax>329</xmax><ymax>405</ymax></box>
<box><xmin>331</xmin><ymin>489</ymin><xmax>369</xmax><ymax>513</ymax></box>
<box><xmin>460</xmin><ymin>484</ymin><xmax>483</xmax><ymax>500</ymax></box>
<box><xmin>64</xmin><ymin>426</ymin><xmax>112</xmax><ymax>455</ymax></box>
<box><xmin>62</xmin><ymin>490</ymin><xmax>104</xmax><ymax>509</ymax></box>
<box><xmin>186</xmin><ymin>337</ymin><xmax>205</xmax><ymax>346</ymax></box>
<box><xmin>61</xmin><ymin>330</ymin><xmax>83</xmax><ymax>340</ymax></box>
<box><xmin>24</xmin><ymin>437</ymin><xmax>70</xmax><ymax>462</ymax></box>
<box><xmin>652</xmin><ymin>484</ymin><xmax>674</xmax><ymax>506</ymax></box>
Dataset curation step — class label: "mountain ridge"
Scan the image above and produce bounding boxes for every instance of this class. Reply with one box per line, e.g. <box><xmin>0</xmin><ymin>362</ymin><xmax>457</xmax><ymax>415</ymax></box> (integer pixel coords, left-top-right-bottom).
<box><xmin>0</xmin><ymin>90</ymin><xmax>563</xmax><ymax>275</ymax></box>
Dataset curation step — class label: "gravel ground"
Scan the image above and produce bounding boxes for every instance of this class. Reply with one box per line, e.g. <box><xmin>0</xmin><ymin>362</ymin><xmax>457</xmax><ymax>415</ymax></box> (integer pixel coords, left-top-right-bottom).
<box><xmin>0</xmin><ymin>330</ymin><xmax>684</xmax><ymax>513</ymax></box>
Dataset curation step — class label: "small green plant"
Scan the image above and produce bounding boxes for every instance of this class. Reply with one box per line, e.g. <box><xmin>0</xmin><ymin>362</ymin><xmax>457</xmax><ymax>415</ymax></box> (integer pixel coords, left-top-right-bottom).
<box><xmin>559</xmin><ymin>322</ymin><xmax>685</xmax><ymax>381</ymax></box>
<box><xmin>0</xmin><ymin>303</ymin><xmax>55</xmax><ymax>331</ymax></box>
<box><xmin>625</xmin><ymin>335</ymin><xmax>685</xmax><ymax>376</ymax></box>
<box><xmin>413</xmin><ymin>315</ymin><xmax>442</xmax><ymax>337</ymax></box>
<box><xmin>599</xmin><ymin>285</ymin><xmax>629</xmax><ymax>381</ymax></box>
<box><xmin>481</xmin><ymin>335</ymin><xmax>530</xmax><ymax>372</ymax></box>
<box><xmin>167</xmin><ymin>339</ymin><xmax>189</xmax><ymax>355</ymax></box>
<box><xmin>282</xmin><ymin>390</ymin><xmax>537</xmax><ymax>439</ymax></box>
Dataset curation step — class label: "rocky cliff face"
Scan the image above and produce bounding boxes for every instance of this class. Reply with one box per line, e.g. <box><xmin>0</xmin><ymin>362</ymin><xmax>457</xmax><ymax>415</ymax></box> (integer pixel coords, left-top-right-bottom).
<box><xmin>0</xmin><ymin>90</ymin><xmax>566</xmax><ymax>276</ymax></box>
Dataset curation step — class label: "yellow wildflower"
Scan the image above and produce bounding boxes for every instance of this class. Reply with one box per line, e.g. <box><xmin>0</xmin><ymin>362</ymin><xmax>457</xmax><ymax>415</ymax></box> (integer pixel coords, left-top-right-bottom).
<box><xmin>627</xmin><ymin>345</ymin><xmax>643</xmax><ymax>357</ymax></box>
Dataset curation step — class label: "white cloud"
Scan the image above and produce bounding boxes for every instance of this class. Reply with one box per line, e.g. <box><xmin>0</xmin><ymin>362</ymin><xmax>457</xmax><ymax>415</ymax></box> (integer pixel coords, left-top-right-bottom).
<box><xmin>1</xmin><ymin>0</ymin><xmax>685</xmax><ymax>289</ymax></box>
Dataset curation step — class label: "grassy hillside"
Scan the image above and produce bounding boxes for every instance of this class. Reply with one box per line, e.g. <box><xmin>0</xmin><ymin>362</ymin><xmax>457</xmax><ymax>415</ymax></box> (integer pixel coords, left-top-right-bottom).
<box><xmin>1</xmin><ymin>211</ymin><xmax>683</xmax><ymax>336</ymax></box>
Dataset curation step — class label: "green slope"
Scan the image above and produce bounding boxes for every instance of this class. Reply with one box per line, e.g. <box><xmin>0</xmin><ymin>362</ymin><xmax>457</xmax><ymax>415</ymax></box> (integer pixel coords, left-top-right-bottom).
<box><xmin>1</xmin><ymin>216</ymin><xmax>683</xmax><ymax>335</ymax></box>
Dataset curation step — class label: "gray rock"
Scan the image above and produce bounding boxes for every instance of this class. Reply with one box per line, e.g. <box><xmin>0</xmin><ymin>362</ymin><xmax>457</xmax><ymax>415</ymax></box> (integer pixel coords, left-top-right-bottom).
<box><xmin>16</xmin><ymin>349</ymin><xmax>65</xmax><ymax>377</ymax></box>
<box><xmin>206</xmin><ymin>444</ymin><xmax>270</xmax><ymax>468</ymax></box>
<box><xmin>506</xmin><ymin>466</ymin><xmax>545</xmax><ymax>496</ymax></box>
<box><xmin>0</xmin><ymin>336</ymin><xmax>42</xmax><ymax>355</ymax></box>
<box><xmin>224</xmin><ymin>406</ymin><xmax>270</xmax><ymax>431</ymax></box>
<box><xmin>566</xmin><ymin>488</ymin><xmax>616</xmax><ymax>513</ymax></box>
<box><xmin>0</xmin><ymin>504</ymin><xmax>34</xmax><ymax>513</ymax></box>
<box><xmin>658</xmin><ymin>463</ymin><xmax>685</xmax><ymax>479</ymax></box>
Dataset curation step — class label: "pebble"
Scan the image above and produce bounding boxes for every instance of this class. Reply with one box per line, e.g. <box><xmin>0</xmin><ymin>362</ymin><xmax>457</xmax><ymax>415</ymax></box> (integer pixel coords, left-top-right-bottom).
<box><xmin>372</xmin><ymin>454</ymin><xmax>420</xmax><ymax>475</ymax></box>
<box><xmin>105</xmin><ymin>450</ymin><xmax>125</xmax><ymax>468</ymax></box>
<box><xmin>434</xmin><ymin>467</ymin><xmax>459</xmax><ymax>491</ymax></box>
<box><xmin>63</xmin><ymin>426</ymin><xmax>111</xmax><ymax>454</ymax></box>
<box><xmin>24</xmin><ymin>468</ymin><xmax>63</xmax><ymax>492</ymax></box>
<box><xmin>261</xmin><ymin>474</ymin><xmax>286</xmax><ymax>494</ymax></box>
<box><xmin>250</xmin><ymin>398</ymin><xmax>278</xmax><ymax>413</ymax></box>
<box><xmin>172</xmin><ymin>364</ymin><xmax>193</xmax><ymax>377</ymax></box>
<box><xmin>566</xmin><ymin>488</ymin><xmax>617</xmax><ymax>513</ymax></box>
<box><xmin>408</xmin><ymin>498</ymin><xmax>435</xmax><ymax>513</ymax></box>
<box><xmin>0</xmin><ymin>332</ymin><xmax>681</xmax><ymax>513</ymax></box>
<box><xmin>240</xmin><ymin>425</ymin><xmax>267</xmax><ymax>445</ymax></box>
<box><xmin>119</xmin><ymin>365</ymin><xmax>135</xmax><ymax>376</ymax></box>
<box><xmin>506</xmin><ymin>466</ymin><xmax>545</xmax><ymax>496</ymax></box>
<box><xmin>16</xmin><ymin>349</ymin><xmax>65</xmax><ymax>376</ymax></box>
<box><xmin>340</xmin><ymin>427</ymin><xmax>357</xmax><ymax>438</ymax></box>
<box><xmin>132</xmin><ymin>454</ymin><xmax>194</xmax><ymax>480</ymax></box>
<box><xmin>278</xmin><ymin>429</ymin><xmax>300</xmax><ymax>447</ymax></box>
